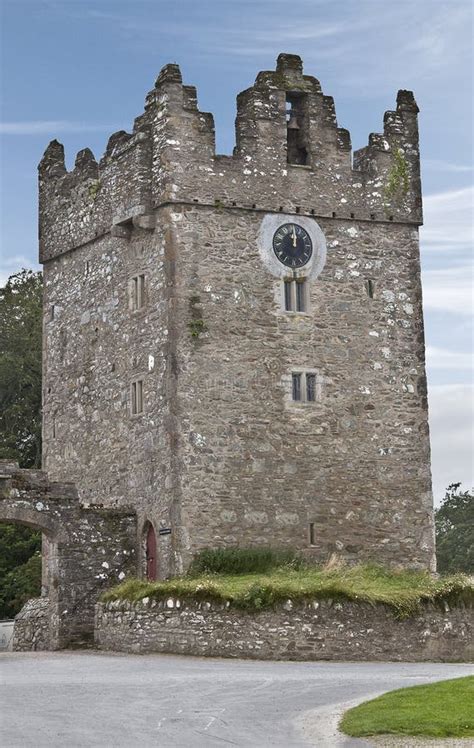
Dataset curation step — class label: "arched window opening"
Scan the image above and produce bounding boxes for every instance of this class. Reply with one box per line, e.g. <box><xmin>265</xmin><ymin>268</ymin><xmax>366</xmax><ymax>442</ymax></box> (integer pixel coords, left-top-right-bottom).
<box><xmin>286</xmin><ymin>93</ymin><xmax>309</xmax><ymax>166</ymax></box>
<box><xmin>144</xmin><ymin>522</ymin><xmax>157</xmax><ymax>581</ymax></box>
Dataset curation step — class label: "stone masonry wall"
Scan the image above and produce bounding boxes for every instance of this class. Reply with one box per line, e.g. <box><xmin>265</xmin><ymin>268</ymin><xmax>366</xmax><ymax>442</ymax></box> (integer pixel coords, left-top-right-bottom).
<box><xmin>95</xmin><ymin>598</ymin><xmax>473</xmax><ymax>663</ymax></box>
<box><xmin>12</xmin><ymin>598</ymin><xmax>51</xmax><ymax>651</ymax></box>
<box><xmin>172</xmin><ymin>205</ymin><xmax>433</xmax><ymax>569</ymax></box>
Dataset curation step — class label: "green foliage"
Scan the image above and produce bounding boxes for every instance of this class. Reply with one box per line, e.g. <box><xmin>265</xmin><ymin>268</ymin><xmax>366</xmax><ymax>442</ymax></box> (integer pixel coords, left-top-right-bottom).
<box><xmin>384</xmin><ymin>148</ymin><xmax>409</xmax><ymax>207</ymax></box>
<box><xmin>435</xmin><ymin>483</ymin><xmax>474</xmax><ymax>574</ymax></box>
<box><xmin>340</xmin><ymin>676</ymin><xmax>474</xmax><ymax>738</ymax></box>
<box><xmin>0</xmin><ymin>270</ymin><xmax>43</xmax><ymax>617</ymax></box>
<box><xmin>0</xmin><ymin>269</ymin><xmax>43</xmax><ymax>468</ymax></box>
<box><xmin>188</xmin><ymin>294</ymin><xmax>208</xmax><ymax>339</ymax></box>
<box><xmin>102</xmin><ymin>562</ymin><xmax>473</xmax><ymax>616</ymax></box>
<box><xmin>0</xmin><ymin>524</ymin><xmax>42</xmax><ymax>618</ymax></box>
<box><xmin>88</xmin><ymin>180</ymin><xmax>101</xmax><ymax>200</ymax></box>
<box><xmin>187</xmin><ymin>319</ymin><xmax>208</xmax><ymax>338</ymax></box>
<box><xmin>189</xmin><ymin>547</ymin><xmax>304</xmax><ymax>575</ymax></box>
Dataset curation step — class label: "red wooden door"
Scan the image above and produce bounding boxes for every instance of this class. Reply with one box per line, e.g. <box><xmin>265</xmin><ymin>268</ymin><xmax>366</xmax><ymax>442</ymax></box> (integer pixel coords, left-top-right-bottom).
<box><xmin>146</xmin><ymin>524</ymin><xmax>157</xmax><ymax>581</ymax></box>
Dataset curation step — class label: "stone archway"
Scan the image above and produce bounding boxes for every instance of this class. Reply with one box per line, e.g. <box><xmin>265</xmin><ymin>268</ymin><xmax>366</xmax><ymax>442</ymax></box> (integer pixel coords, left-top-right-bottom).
<box><xmin>0</xmin><ymin>461</ymin><xmax>137</xmax><ymax>650</ymax></box>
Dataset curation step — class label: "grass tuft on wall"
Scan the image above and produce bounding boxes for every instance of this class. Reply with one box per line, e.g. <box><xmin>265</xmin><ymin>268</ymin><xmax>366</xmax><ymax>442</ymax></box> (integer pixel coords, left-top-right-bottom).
<box><xmin>102</xmin><ymin>555</ymin><xmax>473</xmax><ymax>616</ymax></box>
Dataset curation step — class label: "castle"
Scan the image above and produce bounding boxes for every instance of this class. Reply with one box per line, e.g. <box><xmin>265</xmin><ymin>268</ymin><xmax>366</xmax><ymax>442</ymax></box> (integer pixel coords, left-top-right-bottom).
<box><xmin>38</xmin><ymin>53</ymin><xmax>436</xmax><ymax>580</ymax></box>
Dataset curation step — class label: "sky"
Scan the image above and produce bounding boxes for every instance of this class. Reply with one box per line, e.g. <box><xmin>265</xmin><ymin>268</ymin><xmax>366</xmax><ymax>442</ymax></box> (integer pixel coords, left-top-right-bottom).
<box><xmin>0</xmin><ymin>0</ymin><xmax>472</xmax><ymax>503</ymax></box>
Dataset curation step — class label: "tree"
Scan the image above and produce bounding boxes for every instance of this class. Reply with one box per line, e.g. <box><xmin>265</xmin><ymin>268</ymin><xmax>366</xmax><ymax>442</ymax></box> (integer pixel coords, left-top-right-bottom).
<box><xmin>0</xmin><ymin>525</ymin><xmax>41</xmax><ymax>618</ymax></box>
<box><xmin>0</xmin><ymin>269</ymin><xmax>43</xmax><ymax>468</ymax></box>
<box><xmin>0</xmin><ymin>270</ymin><xmax>43</xmax><ymax>617</ymax></box>
<box><xmin>435</xmin><ymin>483</ymin><xmax>474</xmax><ymax>574</ymax></box>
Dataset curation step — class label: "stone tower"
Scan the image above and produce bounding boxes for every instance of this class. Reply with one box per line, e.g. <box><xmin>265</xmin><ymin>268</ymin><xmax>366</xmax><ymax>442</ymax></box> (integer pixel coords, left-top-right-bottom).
<box><xmin>39</xmin><ymin>53</ymin><xmax>436</xmax><ymax>577</ymax></box>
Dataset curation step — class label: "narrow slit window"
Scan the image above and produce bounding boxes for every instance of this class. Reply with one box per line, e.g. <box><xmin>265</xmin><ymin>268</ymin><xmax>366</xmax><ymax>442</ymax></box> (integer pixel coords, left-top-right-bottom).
<box><xmin>306</xmin><ymin>373</ymin><xmax>316</xmax><ymax>402</ymax></box>
<box><xmin>292</xmin><ymin>373</ymin><xmax>302</xmax><ymax>401</ymax></box>
<box><xmin>296</xmin><ymin>281</ymin><xmax>306</xmax><ymax>312</ymax></box>
<box><xmin>309</xmin><ymin>522</ymin><xmax>315</xmax><ymax>546</ymax></box>
<box><xmin>366</xmin><ymin>279</ymin><xmax>375</xmax><ymax>299</ymax></box>
<box><xmin>283</xmin><ymin>279</ymin><xmax>308</xmax><ymax>312</ymax></box>
<box><xmin>131</xmin><ymin>274</ymin><xmax>146</xmax><ymax>311</ymax></box>
<box><xmin>131</xmin><ymin>380</ymin><xmax>144</xmax><ymax>415</ymax></box>
<box><xmin>50</xmin><ymin>305</ymin><xmax>55</xmax><ymax>320</ymax></box>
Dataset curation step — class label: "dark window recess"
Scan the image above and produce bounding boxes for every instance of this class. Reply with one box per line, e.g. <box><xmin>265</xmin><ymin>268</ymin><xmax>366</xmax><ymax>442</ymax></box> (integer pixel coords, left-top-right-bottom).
<box><xmin>50</xmin><ymin>305</ymin><xmax>55</xmax><ymax>320</ymax></box>
<box><xmin>131</xmin><ymin>380</ymin><xmax>144</xmax><ymax>415</ymax></box>
<box><xmin>286</xmin><ymin>94</ymin><xmax>309</xmax><ymax>165</ymax></box>
<box><xmin>131</xmin><ymin>274</ymin><xmax>146</xmax><ymax>311</ymax></box>
<box><xmin>309</xmin><ymin>522</ymin><xmax>315</xmax><ymax>546</ymax></box>
<box><xmin>366</xmin><ymin>279</ymin><xmax>375</xmax><ymax>298</ymax></box>
<box><xmin>292</xmin><ymin>373</ymin><xmax>302</xmax><ymax>401</ymax></box>
<box><xmin>284</xmin><ymin>280</ymin><xmax>292</xmax><ymax>311</ymax></box>
<box><xmin>306</xmin><ymin>373</ymin><xmax>316</xmax><ymax>402</ymax></box>
<box><xmin>145</xmin><ymin>523</ymin><xmax>157</xmax><ymax>581</ymax></box>
<box><xmin>285</xmin><ymin>280</ymin><xmax>307</xmax><ymax>312</ymax></box>
<box><xmin>296</xmin><ymin>281</ymin><xmax>306</xmax><ymax>312</ymax></box>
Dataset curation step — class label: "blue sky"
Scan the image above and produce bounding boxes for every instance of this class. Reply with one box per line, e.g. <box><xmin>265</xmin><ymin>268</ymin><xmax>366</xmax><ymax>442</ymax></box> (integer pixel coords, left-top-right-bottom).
<box><xmin>1</xmin><ymin>0</ymin><xmax>472</xmax><ymax>501</ymax></box>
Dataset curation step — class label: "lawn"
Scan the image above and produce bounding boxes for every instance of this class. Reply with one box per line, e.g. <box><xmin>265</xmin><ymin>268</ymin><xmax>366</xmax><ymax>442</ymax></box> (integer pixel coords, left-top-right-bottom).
<box><xmin>102</xmin><ymin>554</ymin><xmax>473</xmax><ymax>617</ymax></box>
<box><xmin>339</xmin><ymin>676</ymin><xmax>474</xmax><ymax>738</ymax></box>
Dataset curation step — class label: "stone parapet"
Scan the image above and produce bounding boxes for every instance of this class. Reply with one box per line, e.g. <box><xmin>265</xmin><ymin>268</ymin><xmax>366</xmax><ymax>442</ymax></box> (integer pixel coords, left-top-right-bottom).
<box><xmin>39</xmin><ymin>53</ymin><xmax>422</xmax><ymax>263</ymax></box>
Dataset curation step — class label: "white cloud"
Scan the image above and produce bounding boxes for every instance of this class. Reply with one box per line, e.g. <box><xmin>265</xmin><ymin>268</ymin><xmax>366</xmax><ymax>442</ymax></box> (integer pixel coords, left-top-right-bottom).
<box><xmin>422</xmin><ymin>265</ymin><xmax>473</xmax><ymax>316</ymax></box>
<box><xmin>421</xmin><ymin>186</ymin><xmax>473</xmax><ymax>252</ymax></box>
<box><xmin>0</xmin><ymin>121</ymin><xmax>116</xmax><ymax>135</ymax></box>
<box><xmin>426</xmin><ymin>346</ymin><xmax>473</xmax><ymax>371</ymax></box>
<box><xmin>423</xmin><ymin>159</ymin><xmax>473</xmax><ymax>174</ymax></box>
<box><xmin>428</xmin><ymin>383</ymin><xmax>474</xmax><ymax>503</ymax></box>
<box><xmin>56</xmin><ymin>1</ymin><xmax>472</xmax><ymax>91</ymax></box>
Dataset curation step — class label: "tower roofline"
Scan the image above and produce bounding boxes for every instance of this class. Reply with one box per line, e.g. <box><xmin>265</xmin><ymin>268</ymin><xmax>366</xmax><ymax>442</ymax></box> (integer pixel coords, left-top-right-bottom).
<box><xmin>39</xmin><ymin>54</ymin><xmax>422</xmax><ymax>263</ymax></box>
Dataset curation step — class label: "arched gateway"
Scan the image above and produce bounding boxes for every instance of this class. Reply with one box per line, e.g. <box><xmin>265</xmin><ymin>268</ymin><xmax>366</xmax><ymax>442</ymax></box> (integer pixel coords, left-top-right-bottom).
<box><xmin>0</xmin><ymin>461</ymin><xmax>137</xmax><ymax>650</ymax></box>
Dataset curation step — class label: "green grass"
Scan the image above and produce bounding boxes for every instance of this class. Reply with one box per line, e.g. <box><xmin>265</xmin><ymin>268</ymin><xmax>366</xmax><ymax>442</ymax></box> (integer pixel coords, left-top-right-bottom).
<box><xmin>102</xmin><ymin>560</ymin><xmax>473</xmax><ymax>617</ymax></box>
<box><xmin>340</xmin><ymin>676</ymin><xmax>474</xmax><ymax>738</ymax></box>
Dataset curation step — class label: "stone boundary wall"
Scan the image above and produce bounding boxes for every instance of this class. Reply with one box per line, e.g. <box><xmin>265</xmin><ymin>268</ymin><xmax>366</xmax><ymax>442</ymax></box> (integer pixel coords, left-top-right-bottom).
<box><xmin>13</xmin><ymin>598</ymin><xmax>52</xmax><ymax>651</ymax></box>
<box><xmin>95</xmin><ymin>598</ymin><xmax>473</xmax><ymax>662</ymax></box>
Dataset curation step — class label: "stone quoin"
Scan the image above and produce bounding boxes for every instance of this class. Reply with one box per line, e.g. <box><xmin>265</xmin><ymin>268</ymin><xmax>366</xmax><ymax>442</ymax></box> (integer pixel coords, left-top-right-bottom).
<box><xmin>36</xmin><ymin>52</ymin><xmax>435</xmax><ymax>585</ymax></box>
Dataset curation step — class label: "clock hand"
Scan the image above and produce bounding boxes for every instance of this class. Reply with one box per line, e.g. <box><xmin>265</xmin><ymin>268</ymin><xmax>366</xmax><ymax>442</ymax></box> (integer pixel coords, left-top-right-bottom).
<box><xmin>292</xmin><ymin>226</ymin><xmax>297</xmax><ymax>247</ymax></box>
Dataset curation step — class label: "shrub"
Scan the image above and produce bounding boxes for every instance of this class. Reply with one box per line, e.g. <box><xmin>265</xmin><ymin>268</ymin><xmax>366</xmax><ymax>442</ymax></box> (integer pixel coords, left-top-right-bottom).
<box><xmin>188</xmin><ymin>547</ymin><xmax>304</xmax><ymax>575</ymax></box>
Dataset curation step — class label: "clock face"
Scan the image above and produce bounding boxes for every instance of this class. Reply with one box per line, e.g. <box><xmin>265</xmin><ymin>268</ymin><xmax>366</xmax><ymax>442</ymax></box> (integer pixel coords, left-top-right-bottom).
<box><xmin>272</xmin><ymin>223</ymin><xmax>313</xmax><ymax>268</ymax></box>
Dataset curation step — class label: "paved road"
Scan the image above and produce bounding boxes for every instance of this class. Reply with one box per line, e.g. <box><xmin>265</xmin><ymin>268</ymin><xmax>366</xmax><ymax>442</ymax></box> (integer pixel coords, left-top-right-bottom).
<box><xmin>0</xmin><ymin>652</ymin><xmax>472</xmax><ymax>747</ymax></box>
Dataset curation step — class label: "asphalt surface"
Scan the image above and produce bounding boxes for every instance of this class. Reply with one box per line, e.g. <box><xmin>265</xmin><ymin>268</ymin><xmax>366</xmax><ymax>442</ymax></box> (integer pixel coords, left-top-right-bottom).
<box><xmin>0</xmin><ymin>652</ymin><xmax>472</xmax><ymax>747</ymax></box>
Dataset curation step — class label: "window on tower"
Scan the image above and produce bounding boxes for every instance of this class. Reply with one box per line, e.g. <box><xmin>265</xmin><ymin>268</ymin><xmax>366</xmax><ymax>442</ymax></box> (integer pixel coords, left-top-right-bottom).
<box><xmin>130</xmin><ymin>274</ymin><xmax>146</xmax><ymax>311</ymax></box>
<box><xmin>283</xmin><ymin>279</ymin><xmax>308</xmax><ymax>312</ymax></box>
<box><xmin>286</xmin><ymin>93</ymin><xmax>309</xmax><ymax>166</ymax></box>
<box><xmin>292</xmin><ymin>373</ymin><xmax>302</xmax><ymax>401</ymax></box>
<box><xmin>131</xmin><ymin>379</ymin><xmax>144</xmax><ymax>415</ymax></box>
<box><xmin>291</xmin><ymin>371</ymin><xmax>318</xmax><ymax>404</ymax></box>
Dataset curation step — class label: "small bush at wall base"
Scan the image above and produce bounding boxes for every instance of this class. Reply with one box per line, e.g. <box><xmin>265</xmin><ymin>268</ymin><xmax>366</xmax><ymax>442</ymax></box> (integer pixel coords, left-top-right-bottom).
<box><xmin>189</xmin><ymin>547</ymin><xmax>304</xmax><ymax>575</ymax></box>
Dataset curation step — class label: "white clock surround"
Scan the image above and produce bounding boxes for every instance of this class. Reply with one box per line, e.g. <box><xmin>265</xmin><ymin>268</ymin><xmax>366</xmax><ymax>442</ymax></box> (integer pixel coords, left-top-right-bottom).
<box><xmin>257</xmin><ymin>213</ymin><xmax>327</xmax><ymax>279</ymax></box>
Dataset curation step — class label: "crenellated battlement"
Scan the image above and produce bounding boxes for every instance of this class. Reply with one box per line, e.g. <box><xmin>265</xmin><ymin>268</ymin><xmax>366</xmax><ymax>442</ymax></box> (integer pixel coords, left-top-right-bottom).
<box><xmin>39</xmin><ymin>53</ymin><xmax>422</xmax><ymax>262</ymax></box>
